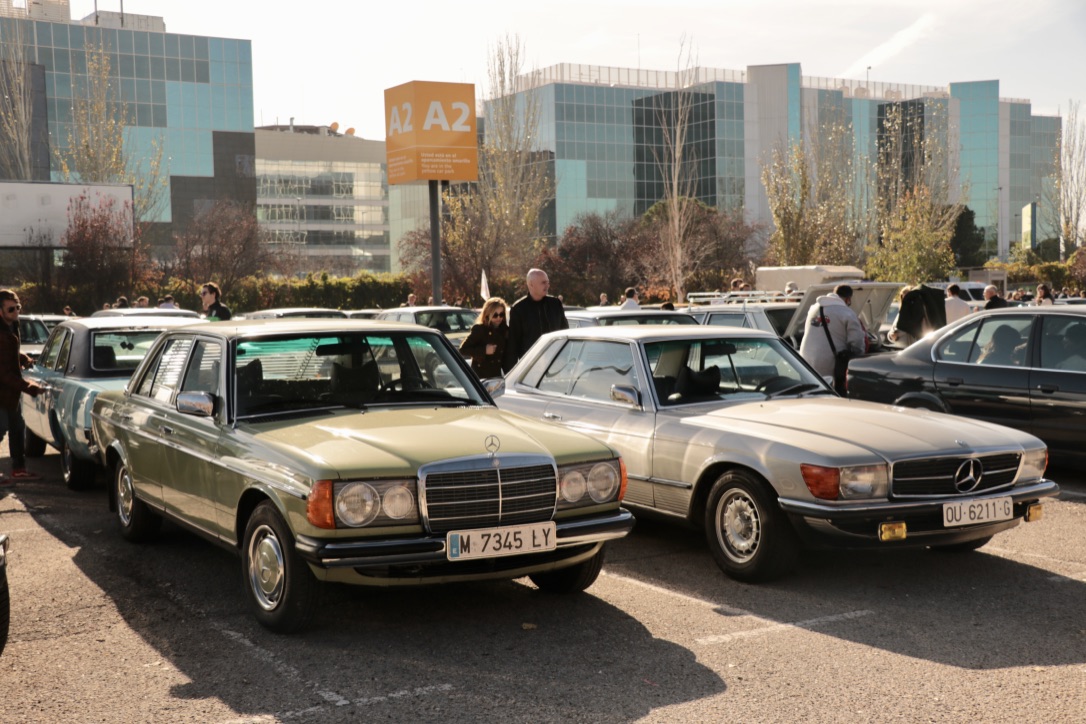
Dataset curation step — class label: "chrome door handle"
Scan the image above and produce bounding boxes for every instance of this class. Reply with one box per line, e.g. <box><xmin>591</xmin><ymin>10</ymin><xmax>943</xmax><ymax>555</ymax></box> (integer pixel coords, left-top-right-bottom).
<box><xmin>162</xmin><ymin>426</ymin><xmax>175</xmax><ymax>435</ymax></box>
<box><xmin>1035</xmin><ymin>384</ymin><xmax>1058</xmax><ymax>394</ymax></box>
<box><xmin>543</xmin><ymin>412</ymin><xmax>562</xmax><ymax>421</ymax></box>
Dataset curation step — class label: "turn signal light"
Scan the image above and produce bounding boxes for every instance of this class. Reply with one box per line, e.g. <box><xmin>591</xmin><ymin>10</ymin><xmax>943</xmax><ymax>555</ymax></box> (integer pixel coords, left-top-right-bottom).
<box><xmin>879</xmin><ymin>521</ymin><xmax>907</xmax><ymax>541</ymax></box>
<box><xmin>800</xmin><ymin>464</ymin><xmax>840</xmax><ymax>500</ymax></box>
<box><xmin>1025</xmin><ymin>503</ymin><xmax>1044</xmax><ymax>522</ymax></box>
<box><xmin>618</xmin><ymin>458</ymin><xmax>628</xmax><ymax>501</ymax></box>
<box><xmin>307</xmin><ymin>480</ymin><xmax>336</xmax><ymax>529</ymax></box>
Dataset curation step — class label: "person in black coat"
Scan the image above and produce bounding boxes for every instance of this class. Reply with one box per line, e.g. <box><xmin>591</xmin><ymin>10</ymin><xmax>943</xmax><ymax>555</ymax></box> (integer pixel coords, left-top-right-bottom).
<box><xmin>459</xmin><ymin>297</ymin><xmax>508</xmax><ymax>379</ymax></box>
<box><xmin>502</xmin><ymin>269</ymin><xmax>568</xmax><ymax>373</ymax></box>
<box><xmin>983</xmin><ymin>285</ymin><xmax>1009</xmax><ymax>310</ymax></box>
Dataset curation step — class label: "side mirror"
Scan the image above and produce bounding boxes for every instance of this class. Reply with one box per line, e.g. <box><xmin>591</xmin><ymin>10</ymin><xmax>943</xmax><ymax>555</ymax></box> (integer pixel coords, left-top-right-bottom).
<box><xmin>610</xmin><ymin>384</ymin><xmax>641</xmax><ymax>407</ymax></box>
<box><xmin>483</xmin><ymin>377</ymin><xmax>506</xmax><ymax>397</ymax></box>
<box><xmin>176</xmin><ymin>391</ymin><xmax>215</xmax><ymax>417</ymax></box>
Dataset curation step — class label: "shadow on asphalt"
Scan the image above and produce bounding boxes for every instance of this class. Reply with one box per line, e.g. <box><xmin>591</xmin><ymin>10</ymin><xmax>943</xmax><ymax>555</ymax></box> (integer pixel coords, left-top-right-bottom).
<box><xmin>606</xmin><ymin>512</ymin><xmax>1086</xmax><ymax>671</ymax></box>
<box><xmin>11</xmin><ymin>460</ymin><xmax>724</xmax><ymax>722</ymax></box>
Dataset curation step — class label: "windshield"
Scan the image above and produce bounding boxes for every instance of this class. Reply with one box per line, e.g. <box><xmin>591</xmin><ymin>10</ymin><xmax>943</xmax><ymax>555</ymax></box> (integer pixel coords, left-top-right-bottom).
<box><xmin>645</xmin><ymin>336</ymin><xmax>829</xmax><ymax>405</ymax></box>
<box><xmin>234</xmin><ymin>331</ymin><xmax>486</xmax><ymax>418</ymax></box>
<box><xmin>20</xmin><ymin>318</ymin><xmax>50</xmax><ymax>344</ymax></box>
<box><xmin>415</xmin><ymin>310</ymin><xmax>477</xmax><ymax>333</ymax></box>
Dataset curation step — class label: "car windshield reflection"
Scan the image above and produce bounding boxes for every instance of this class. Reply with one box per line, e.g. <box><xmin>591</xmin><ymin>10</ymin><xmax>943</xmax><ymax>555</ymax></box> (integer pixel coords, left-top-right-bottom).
<box><xmin>645</xmin><ymin>337</ymin><xmax>829</xmax><ymax>405</ymax></box>
<box><xmin>234</xmin><ymin>331</ymin><xmax>485</xmax><ymax>419</ymax></box>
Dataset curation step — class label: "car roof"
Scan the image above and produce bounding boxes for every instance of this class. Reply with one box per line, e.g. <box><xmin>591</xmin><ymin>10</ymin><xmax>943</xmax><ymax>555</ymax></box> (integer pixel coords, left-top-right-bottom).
<box><xmin>58</xmin><ymin>316</ymin><xmax>206</xmax><ymax>331</ymax></box>
<box><xmin>536</xmin><ymin>324</ymin><xmax>779</xmax><ymax>344</ymax></box>
<box><xmin>156</xmin><ymin>318</ymin><xmax>441</xmax><ymax>340</ymax></box>
<box><xmin>91</xmin><ymin>307</ymin><xmax>200</xmax><ymax>317</ymax></box>
<box><xmin>247</xmin><ymin>307</ymin><xmax>347</xmax><ymax>316</ymax></box>
<box><xmin>566</xmin><ymin>309</ymin><xmax>698</xmax><ymax>319</ymax></box>
<box><xmin>382</xmin><ymin>306</ymin><xmax>473</xmax><ymax>313</ymax></box>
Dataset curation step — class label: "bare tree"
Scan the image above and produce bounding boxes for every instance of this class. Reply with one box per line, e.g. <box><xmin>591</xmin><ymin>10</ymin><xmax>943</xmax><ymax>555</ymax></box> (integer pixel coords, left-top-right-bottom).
<box><xmin>54</xmin><ymin>43</ymin><xmax>168</xmax><ymax>230</ymax></box>
<box><xmin>0</xmin><ymin>18</ymin><xmax>37</xmax><ymax>180</ymax></box>
<box><xmin>171</xmin><ymin>201</ymin><xmax>274</xmax><ymax>295</ymax></box>
<box><xmin>638</xmin><ymin>39</ymin><xmax>712</xmax><ymax>303</ymax></box>
<box><xmin>1050</xmin><ymin>100</ymin><xmax>1086</xmax><ymax>257</ymax></box>
<box><xmin>433</xmin><ymin>34</ymin><xmax>553</xmax><ymax>289</ymax></box>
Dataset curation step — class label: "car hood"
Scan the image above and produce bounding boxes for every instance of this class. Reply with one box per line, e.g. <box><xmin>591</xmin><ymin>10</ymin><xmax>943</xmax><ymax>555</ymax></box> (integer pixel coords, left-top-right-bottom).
<box><xmin>665</xmin><ymin>396</ymin><xmax>1041</xmax><ymax>461</ymax></box>
<box><xmin>782</xmin><ymin>282</ymin><xmax>903</xmax><ymax>340</ymax></box>
<box><xmin>238</xmin><ymin>406</ymin><xmax>616</xmax><ymax>479</ymax></box>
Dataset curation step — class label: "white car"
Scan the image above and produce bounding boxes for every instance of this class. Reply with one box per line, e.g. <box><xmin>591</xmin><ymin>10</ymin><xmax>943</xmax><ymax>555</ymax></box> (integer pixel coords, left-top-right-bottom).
<box><xmin>492</xmin><ymin>325</ymin><xmax>1058</xmax><ymax>582</ymax></box>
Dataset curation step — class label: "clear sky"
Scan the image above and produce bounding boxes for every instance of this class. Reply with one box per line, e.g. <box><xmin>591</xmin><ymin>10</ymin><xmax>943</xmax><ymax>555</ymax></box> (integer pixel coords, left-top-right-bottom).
<box><xmin>69</xmin><ymin>0</ymin><xmax>1085</xmax><ymax>140</ymax></box>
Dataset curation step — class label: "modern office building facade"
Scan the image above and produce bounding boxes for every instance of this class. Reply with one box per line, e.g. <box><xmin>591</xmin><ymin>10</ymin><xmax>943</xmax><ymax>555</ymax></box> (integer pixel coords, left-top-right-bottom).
<box><xmin>0</xmin><ymin>0</ymin><xmax>255</xmax><ymax>246</ymax></box>
<box><xmin>483</xmin><ymin>62</ymin><xmax>1061</xmax><ymax>261</ymax></box>
<box><xmin>255</xmin><ymin>124</ymin><xmax>390</xmax><ymax>274</ymax></box>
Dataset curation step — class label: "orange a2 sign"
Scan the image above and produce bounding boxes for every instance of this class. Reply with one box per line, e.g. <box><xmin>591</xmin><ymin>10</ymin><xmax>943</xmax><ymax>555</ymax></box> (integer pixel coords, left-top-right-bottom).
<box><xmin>385</xmin><ymin>81</ymin><xmax>479</xmax><ymax>185</ymax></box>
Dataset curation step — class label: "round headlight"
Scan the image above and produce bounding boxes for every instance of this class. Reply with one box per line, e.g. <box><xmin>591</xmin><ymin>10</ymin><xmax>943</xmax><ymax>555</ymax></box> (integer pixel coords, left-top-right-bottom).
<box><xmin>560</xmin><ymin>469</ymin><xmax>587</xmax><ymax>503</ymax></box>
<box><xmin>382</xmin><ymin>485</ymin><xmax>415</xmax><ymax>519</ymax></box>
<box><xmin>587</xmin><ymin>463</ymin><xmax>618</xmax><ymax>503</ymax></box>
<box><xmin>336</xmin><ymin>482</ymin><xmax>380</xmax><ymax>527</ymax></box>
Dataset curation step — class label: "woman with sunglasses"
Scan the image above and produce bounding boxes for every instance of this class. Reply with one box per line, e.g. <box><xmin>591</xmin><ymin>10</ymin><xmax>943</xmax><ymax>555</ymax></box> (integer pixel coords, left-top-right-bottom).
<box><xmin>459</xmin><ymin>297</ymin><xmax>508</xmax><ymax>379</ymax></box>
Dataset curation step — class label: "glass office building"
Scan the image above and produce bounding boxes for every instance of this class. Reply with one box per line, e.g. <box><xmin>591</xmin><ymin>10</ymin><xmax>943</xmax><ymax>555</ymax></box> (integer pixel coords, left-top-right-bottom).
<box><xmin>255</xmin><ymin>126</ymin><xmax>390</xmax><ymax>274</ymax></box>
<box><xmin>482</xmin><ymin>62</ymin><xmax>1061</xmax><ymax>261</ymax></box>
<box><xmin>0</xmin><ymin>2</ymin><xmax>255</xmax><ymax>244</ymax></box>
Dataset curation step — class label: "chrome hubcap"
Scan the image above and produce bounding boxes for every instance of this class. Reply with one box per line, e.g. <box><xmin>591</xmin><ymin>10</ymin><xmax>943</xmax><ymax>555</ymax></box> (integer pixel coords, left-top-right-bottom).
<box><xmin>248</xmin><ymin>524</ymin><xmax>285</xmax><ymax>611</ymax></box>
<box><xmin>117</xmin><ymin>468</ymin><xmax>133</xmax><ymax>526</ymax></box>
<box><xmin>717</xmin><ymin>490</ymin><xmax>760</xmax><ymax>563</ymax></box>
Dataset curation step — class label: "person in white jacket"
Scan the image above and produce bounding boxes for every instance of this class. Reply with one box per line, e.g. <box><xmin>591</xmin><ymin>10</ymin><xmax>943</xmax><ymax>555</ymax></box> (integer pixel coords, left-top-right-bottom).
<box><xmin>798</xmin><ymin>284</ymin><xmax>866</xmax><ymax>386</ymax></box>
<box><xmin>944</xmin><ymin>284</ymin><xmax>972</xmax><ymax>323</ymax></box>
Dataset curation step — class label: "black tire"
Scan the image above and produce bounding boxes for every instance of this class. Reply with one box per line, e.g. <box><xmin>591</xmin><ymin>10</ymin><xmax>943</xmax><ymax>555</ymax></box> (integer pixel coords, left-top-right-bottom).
<box><xmin>931</xmin><ymin>535</ymin><xmax>993</xmax><ymax>553</ymax></box>
<box><xmin>529</xmin><ymin>546</ymin><xmax>605</xmax><ymax>593</ymax></box>
<box><xmin>61</xmin><ymin>436</ymin><xmax>97</xmax><ymax>490</ymax></box>
<box><xmin>24</xmin><ymin>428</ymin><xmax>46</xmax><ymax>458</ymax></box>
<box><xmin>242</xmin><ymin>501</ymin><xmax>319</xmax><ymax>633</ymax></box>
<box><xmin>704</xmin><ymin>470</ymin><xmax>798</xmax><ymax>582</ymax></box>
<box><xmin>115</xmin><ymin>461</ymin><xmax>161</xmax><ymax>542</ymax></box>
<box><xmin>0</xmin><ymin>566</ymin><xmax>9</xmax><ymax>659</ymax></box>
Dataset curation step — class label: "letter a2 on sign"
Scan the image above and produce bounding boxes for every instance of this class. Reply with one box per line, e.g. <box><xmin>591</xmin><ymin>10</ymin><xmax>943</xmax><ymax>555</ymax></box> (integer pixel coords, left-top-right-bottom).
<box><xmin>384</xmin><ymin>81</ymin><xmax>479</xmax><ymax>185</ymax></box>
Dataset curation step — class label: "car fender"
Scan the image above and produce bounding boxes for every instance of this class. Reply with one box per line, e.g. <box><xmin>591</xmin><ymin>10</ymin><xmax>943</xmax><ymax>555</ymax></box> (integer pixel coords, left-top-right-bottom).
<box><xmin>103</xmin><ymin>438</ymin><xmax>132</xmax><ymax>512</ymax></box>
<box><xmin>892</xmin><ymin>390</ymin><xmax>950</xmax><ymax>413</ymax></box>
<box><xmin>687</xmin><ymin>450</ymin><xmax>779</xmax><ymax>525</ymax></box>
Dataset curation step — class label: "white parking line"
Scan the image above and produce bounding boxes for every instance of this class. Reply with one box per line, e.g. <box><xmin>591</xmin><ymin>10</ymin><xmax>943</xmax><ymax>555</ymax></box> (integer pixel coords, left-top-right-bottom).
<box><xmin>696</xmin><ymin>610</ymin><xmax>875</xmax><ymax>646</ymax></box>
<box><xmin>602</xmin><ymin>571</ymin><xmax>876</xmax><ymax>646</ymax></box>
<box><xmin>218</xmin><ymin>685</ymin><xmax>457</xmax><ymax>723</ymax></box>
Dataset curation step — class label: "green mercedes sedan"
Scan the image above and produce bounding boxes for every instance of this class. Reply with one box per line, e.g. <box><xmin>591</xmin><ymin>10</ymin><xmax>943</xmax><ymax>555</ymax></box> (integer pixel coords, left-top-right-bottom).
<box><xmin>91</xmin><ymin>320</ymin><xmax>633</xmax><ymax>632</ymax></box>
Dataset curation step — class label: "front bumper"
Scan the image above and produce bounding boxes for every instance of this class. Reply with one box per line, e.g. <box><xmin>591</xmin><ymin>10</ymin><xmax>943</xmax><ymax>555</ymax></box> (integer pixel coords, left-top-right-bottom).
<box><xmin>294</xmin><ymin>508</ymin><xmax>635</xmax><ymax>572</ymax></box>
<box><xmin>777</xmin><ymin>479</ymin><xmax>1059</xmax><ymax>548</ymax></box>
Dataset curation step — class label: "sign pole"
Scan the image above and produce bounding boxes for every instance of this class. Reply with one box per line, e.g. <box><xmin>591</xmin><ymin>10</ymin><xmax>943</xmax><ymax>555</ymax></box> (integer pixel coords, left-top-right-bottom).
<box><xmin>429</xmin><ymin>179</ymin><xmax>441</xmax><ymax>304</ymax></box>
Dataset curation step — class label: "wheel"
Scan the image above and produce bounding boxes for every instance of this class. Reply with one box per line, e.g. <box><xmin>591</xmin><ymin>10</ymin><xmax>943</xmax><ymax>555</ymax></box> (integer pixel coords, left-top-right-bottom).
<box><xmin>115</xmin><ymin>461</ymin><xmax>160</xmax><ymax>542</ymax></box>
<box><xmin>24</xmin><ymin>427</ymin><xmax>46</xmax><ymax>458</ymax></box>
<box><xmin>704</xmin><ymin>470</ymin><xmax>798</xmax><ymax>582</ymax></box>
<box><xmin>61</xmin><ymin>436</ymin><xmax>97</xmax><ymax>490</ymax></box>
<box><xmin>931</xmin><ymin>535</ymin><xmax>993</xmax><ymax>553</ymax></box>
<box><xmin>529</xmin><ymin>546</ymin><xmax>605</xmax><ymax>593</ymax></box>
<box><xmin>242</xmin><ymin>501</ymin><xmax>319</xmax><ymax>633</ymax></box>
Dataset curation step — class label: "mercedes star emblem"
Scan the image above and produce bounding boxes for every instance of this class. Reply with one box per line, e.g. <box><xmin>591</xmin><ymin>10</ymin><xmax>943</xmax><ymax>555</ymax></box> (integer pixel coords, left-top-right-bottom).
<box><xmin>954</xmin><ymin>458</ymin><xmax>983</xmax><ymax>493</ymax></box>
<box><xmin>484</xmin><ymin>435</ymin><xmax>501</xmax><ymax>454</ymax></box>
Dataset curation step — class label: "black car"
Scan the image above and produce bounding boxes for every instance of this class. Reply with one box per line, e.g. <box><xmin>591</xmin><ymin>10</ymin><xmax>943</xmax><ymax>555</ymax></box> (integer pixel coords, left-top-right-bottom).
<box><xmin>847</xmin><ymin>306</ymin><xmax>1086</xmax><ymax>460</ymax></box>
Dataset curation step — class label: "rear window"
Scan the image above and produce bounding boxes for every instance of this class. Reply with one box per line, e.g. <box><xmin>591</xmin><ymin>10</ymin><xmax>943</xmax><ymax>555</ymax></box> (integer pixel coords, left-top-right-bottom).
<box><xmin>90</xmin><ymin>330</ymin><xmax>167</xmax><ymax>372</ymax></box>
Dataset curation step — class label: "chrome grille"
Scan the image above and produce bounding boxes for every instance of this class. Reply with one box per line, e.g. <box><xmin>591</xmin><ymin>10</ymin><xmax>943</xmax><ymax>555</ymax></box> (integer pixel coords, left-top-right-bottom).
<box><xmin>420</xmin><ymin>456</ymin><xmax>557</xmax><ymax>534</ymax></box>
<box><xmin>891</xmin><ymin>453</ymin><xmax>1021</xmax><ymax>498</ymax></box>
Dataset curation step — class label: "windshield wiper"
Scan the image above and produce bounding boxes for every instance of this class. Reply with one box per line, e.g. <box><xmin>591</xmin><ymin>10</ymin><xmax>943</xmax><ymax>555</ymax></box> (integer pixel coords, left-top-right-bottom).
<box><xmin>764</xmin><ymin>382</ymin><xmax>822</xmax><ymax>399</ymax></box>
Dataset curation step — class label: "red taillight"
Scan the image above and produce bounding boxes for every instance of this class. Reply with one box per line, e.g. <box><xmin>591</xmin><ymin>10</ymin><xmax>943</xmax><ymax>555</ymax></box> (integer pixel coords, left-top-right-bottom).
<box><xmin>800</xmin><ymin>464</ymin><xmax>840</xmax><ymax>500</ymax></box>
<box><xmin>617</xmin><ymin>458</ymin><xmax>628</xmax><ymax>501</ymax></box>
<box><xmin>307</xmin><ymin>480</ymin><xmax>336</xmax><ymax>529</ymax></box>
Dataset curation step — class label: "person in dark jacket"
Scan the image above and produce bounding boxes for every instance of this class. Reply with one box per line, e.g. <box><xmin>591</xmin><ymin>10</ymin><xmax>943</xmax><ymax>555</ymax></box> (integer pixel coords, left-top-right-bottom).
<box><xmin>0</xmin><ymin>290</ymin><xmax>42</xmax><ymax>486</ymax></box>
<box><xmin>459</xmin><ymin>297</ymin><xmax>508</xmax><ymax>379</ymax></box>
<box><xmin>983</xmin><ymin>285</ymin><xmax>1009</xmax><ymax>310</ymax></box>
<box><xmin>894</xmin><ymin>284</ymin><xmax>946</xmax><ymax>340</ymax></box>
<box><xmin>503</xmin><ymin>269</ymin><xmax>568</xmax><ymax>373</ymax></box>
<box><xmin>199</xmin><ymin>282</ymin><xmax>232</xmax><ymax>321</ymax></box>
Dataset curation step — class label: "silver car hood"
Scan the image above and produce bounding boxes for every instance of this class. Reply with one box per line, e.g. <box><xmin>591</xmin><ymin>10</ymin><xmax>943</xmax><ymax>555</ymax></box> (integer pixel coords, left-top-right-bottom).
<box><xmin>665</xmin><ymin>397</ymin><xmax>1040</xmax><ymax>460</ymax></box>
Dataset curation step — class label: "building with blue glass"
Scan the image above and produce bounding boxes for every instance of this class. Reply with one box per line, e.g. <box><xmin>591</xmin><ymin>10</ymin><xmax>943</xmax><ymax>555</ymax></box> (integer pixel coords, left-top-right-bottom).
<box><xmin>0</xmin><ymin>0</ymin><xmax>255</xmax><ymax>244</ymax></box>
<box><xmin>483</xmin><ymin>62</ymin><xmax>1061</xmax><ymax>261</ymax></box>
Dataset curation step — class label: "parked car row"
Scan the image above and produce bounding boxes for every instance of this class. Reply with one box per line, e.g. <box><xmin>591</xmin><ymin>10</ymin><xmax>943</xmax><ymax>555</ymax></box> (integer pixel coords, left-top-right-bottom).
<box><xmin>5</xmin><ymin>308</ymin><xmax>1064</xmax><ymax>634</ymax></box>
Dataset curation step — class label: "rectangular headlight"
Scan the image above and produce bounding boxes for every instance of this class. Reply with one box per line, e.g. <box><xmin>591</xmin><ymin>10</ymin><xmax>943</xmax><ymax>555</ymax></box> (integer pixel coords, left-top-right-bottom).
<box><xmin>1019</xmin><ymin>447</ymin><xmax>1048</xmax><ymax>481</ymax></box>
<box><xmin>839</xmin><ymin>464</ymin><xmax>889</xmax><ymax>499</ymax></box>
